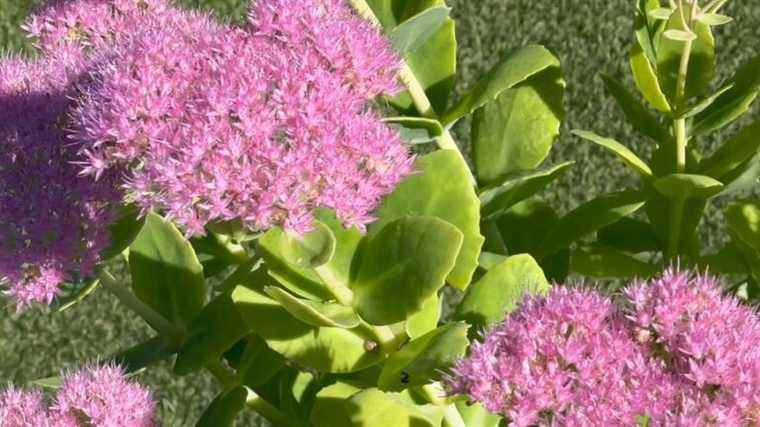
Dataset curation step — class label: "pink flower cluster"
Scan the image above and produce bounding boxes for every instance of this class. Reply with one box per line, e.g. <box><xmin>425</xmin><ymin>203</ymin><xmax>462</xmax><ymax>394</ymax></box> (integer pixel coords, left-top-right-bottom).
<box><xmin>0</xmin><ymin>364</ymin><xmax>156</xmax><ymax>427</ymax></box>
<box><xmin>47</xmin><ymin>0</ymin><xmax>410</xmax><ymax>235</ymax></box>
<box><xmin>448</xmin><ymin>270</ymin><xmax>760</xmax><ymax>426</ymax></box>
<box><xmin>0</xmin><ymin>50</ymin><xmax>120</xmax><ymax>309</ymax></box>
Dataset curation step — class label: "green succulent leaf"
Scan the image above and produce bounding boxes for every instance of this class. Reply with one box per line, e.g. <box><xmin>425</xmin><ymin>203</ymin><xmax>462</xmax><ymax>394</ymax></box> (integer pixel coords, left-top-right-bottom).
<box><xmin>264</xmin><ymin>286</ymin><xmax>361</xmax><ymax>329</ymax></box>
<box><xmin>388</xmin><ymin>6</ymin><xmax>450</xmax><ymax>54</ymax></box>
<box><xmin>53</xmin><ymin>278</ymin><xmax>100</xmax><ymax>313</ymax></box>
<box><xmin>700</xmin><ymin>244</ymin><xmax>749</xmax><ymax>275</ymax></box>
<box><xmin>354</xmin><ymin>216</ymin><xmax>463</xmax><ymax>325</ymax></box>
<box><xmin>698</xmin><ymin>13</ymin><xmax>733</xmax><ymax>26</ymax></box>
<box><xmin>310</xmin><ymin>382</ymin><xmax>361</xmax><ymax>427</ymax></box>
<box><xmin>634</xmin><ymin>0</ymin><xmax>665</xmax><ymax>69</ymax></box>
<box><xmin>479</xmin><ymin>162</ymin><xmax>573</xmax><ymax>220</ymax></box>
<box><xmin>379</xmin><ymin>322</ymin><xmax>468</xmax><ymax>391</ymax></box>
<box><xmin>653</xmin><ymin>174</ymin><xmax>724</xmax><ymax>199</ymax></box>
<box><xmin>174</xmin><ymin>292</ymin><xmax>249</xmax><ymax>375</ymax></box>
<box><xmin>372</xmin><ymin>150</ymin><xmax>484</xmax><ymax>289</ymax></box>
<box><xmin>456</xmin><ymin>402</ymin><xmax>502</xmax><ymax>427</ymax></box>
<box><xmin>649</xmin><ymin>7</ymin><xmax>674</xmax><ymax>21</ymax></box>
<box><xmin>347</xmin><ymin>388</ymin><xmax>443</xmax><ymax>427</ymax></box>
<box><xmin>656</xmin><ymin>4</ymin><xmax>715</xmax><ymax>101</ymax></box>
<box><xmin>478</xmin><ymin>252</ymin><xmax>508</xmax><ymax>270</ymax></box>
<box><xmin>442</xmin><ymin>44</ymin><xmax>560</xmax><ymax>125</ymax></box>
<box><xmin>196</xmin><ymin>386</ymin><xmax>247</xmax><ymax>427</ymax></box>
<box><xmin>405</xmin><ymin>293</ymin><xmax>441</xmax><ymax>339</ymax></box>
<box><xmin>232</xmin><ymin>286</ymin><xmax>383</xmax><ymax>373</ymax></box>
<box><xmin>717</xmin><ymin>151</ymin><xmax>760</xmax><ymax>197</ymax></box>
<box><xmin>366</xmin><ymin>0</ymin><xmax>457</xmax><ymax>115</ymax></box>
<box><xmin>129</xmin><ymin>212</ymin><xmax>206</xmax><ymax>328</ymax></box>
<box><xmin>471</xmin><ymin>65</ymin><xmax>565</xmax><ymax>184</ymax></box>
<box><xmin>630</xmin><ymin>42</ymin><xmax>672</xmax><ymax>113</ymax></box>
<box><xmin>540</xmin><ymin>191</ymin><xmax>647</xmax><ymax>255</ymax></box>
<box><xmin>692</xmin><ymin>55</ymin><xmax>760</xmax><ymax>137</ymax></box>
<box><xmin>571</xmin><ymin>247</ymin><xmax>659</xmax><ymax>279</ymax></box>
<box><xmin>495</xmin><ymin>198</ymin><xmax>559</xmax><ymax>256</ymax></box>
<box><xmin>384</xmin><ymin>117</ymin><xmax>444</xmax><ymax>145</ymax></box>
<box><xmin>102</xmin><ymin>204</ymin><xmax>145</xmax><ymax>259</ymax></box>
<box><xmin>681</xmin><ymin>84</ymin><xmax>734</xmax><ymax>119</ymax></box>
<box><xmin>597</xmin><ymin>218</ymin><xmax>662</xmax><ymax>253</ymax></box>
<box><xmin>312</xmin><ymin>210</ymin><xmax>363</xmax><ymax>296</ymax></box>
<box><xmin>572</xmin><ymin>130</ymin><xmax>653</xmax><ymax>178</ymax></box>
<box><xmin>455</xmin><ymin>254</ymin><xmax>549</xmax><ymax>330</ymax></box>
<box><xmin>237</xmin><ymin>336</ymin><xmax>286</xmax><ymax>388</ymax></box>
<box><xmin>601</xmin><ymin>75</ymin><xmax>669</xmax><ymax>142</ymax></box>
<box><xmin>700</xmin><ymin>121</ymin><xmax>760</xmax><ymax>178</ymax></box>
<box><xmin>726</xmin><ymin>200</ymin><xmax>760</xmax><ymax>254</ymax></box>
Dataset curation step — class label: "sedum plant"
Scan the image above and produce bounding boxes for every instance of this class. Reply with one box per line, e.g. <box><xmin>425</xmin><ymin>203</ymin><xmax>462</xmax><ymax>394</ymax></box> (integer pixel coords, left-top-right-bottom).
<box><xmin>568</xmin><ymin>0</ymin><xmax>760</xmax><ymax>289</ymax></box>
<box><xmin>0</xmin><ymin>0</ymin><xmax>758</xmax><ymax>426</ymax></box>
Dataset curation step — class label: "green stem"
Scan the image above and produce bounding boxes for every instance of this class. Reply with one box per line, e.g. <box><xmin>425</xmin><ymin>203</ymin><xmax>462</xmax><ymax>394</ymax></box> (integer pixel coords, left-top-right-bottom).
<box><xmin>347</xmin><ymin>0</ymin><xmax>477</xmax><ymax>186</ymax></box>
<box><xmin>675</xmin><ymin>118</ymin><xmax>687</xmax><ymax>173</ymax></box>
<box><xmin>245</xmin><ymin>388</ymin><xmax>295</xmax><ymax>427</ymax></box>
<box><xmin>205</xmin><ymin>360</ymin><xmax>237</xmax><ymax>389</ymax></box>
<box><xmin>666</xmin><ymin>197</ymin><xmax>686</xmax><ymax>261</ymax></box>
<box><xmin>98</xmin><ymin>269</ymin><xmax>183</xmax><ymax>343</ymax></box>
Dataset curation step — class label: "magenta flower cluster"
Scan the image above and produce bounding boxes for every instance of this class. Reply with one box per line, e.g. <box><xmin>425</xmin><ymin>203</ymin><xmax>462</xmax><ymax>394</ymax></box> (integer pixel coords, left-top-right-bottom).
<box><xmin>1</xmin><ymin>0</ymin><xmax>409</xmax><ymax>308</ymax></box>
<box><xmin>0</xmin><ymin>364</ymin><xmax>156</xmax><ymax>427</ymax></box>
<box><xmin>0</xmin><ymin>49</ymin><xmax>120</xmax><ymax>309</ymax></box>
<box><xmin>38</xmin><ymin>0</ymin><xmax>410</xmax><ymax>235</ymax></box>
<box><xmin>448</xmin><ymin>270</ymin><xmax>760</xmax><ymax>426</ymax></box>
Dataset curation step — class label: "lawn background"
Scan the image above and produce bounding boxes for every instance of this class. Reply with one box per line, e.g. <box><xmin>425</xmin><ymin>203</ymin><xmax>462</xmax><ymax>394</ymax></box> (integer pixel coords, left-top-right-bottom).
<box><xmin>1</xmin><ymin>0</ymin><xmax>758</xmax><ymax>425</ymax></box>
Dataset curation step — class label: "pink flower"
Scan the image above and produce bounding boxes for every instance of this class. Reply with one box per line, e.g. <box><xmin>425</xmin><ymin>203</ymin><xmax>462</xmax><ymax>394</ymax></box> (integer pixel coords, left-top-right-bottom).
<box><xmin>51</xmin><ymin>364</ymin><xmax>156</xmax><ymax>427</ymax></box>
<box><xmin>0</xmin><ymin>388</ymin><xmax>49</xmax><ymax>427</ymax></box>
<box><xmin>0</xmin><ymin>51</ymin><xmax>121</xmax><ymax>310</ymax></box>
<box><xmin>68</xmin><ymin>0</ymin><xmax>411</xmax><ymax>235</ymax></box>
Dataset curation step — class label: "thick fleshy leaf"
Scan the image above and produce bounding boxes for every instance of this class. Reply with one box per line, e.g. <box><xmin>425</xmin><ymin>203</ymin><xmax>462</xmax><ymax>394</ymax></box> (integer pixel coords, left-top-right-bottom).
<box><xmin>700</xmin><ymin>245</ymin><xmax>749</xmax><ymax>275</ymax></box>
<box><xmin>456</xmin><ymin>402</ymin><xmax>502</xmax><ymax>427</ymax></box>
<box><xmin>726</xmin><ymin>200</ymin><xmax>760</xmax><ymax>253</ymax></box>
<box><xmin>52</xmin><ymin>278</ymin><xmax>100</xmax><ymax>313</ymax></box>
<box><xmin>471</xmin><ymin>66</ymin><xmax>565</xmax><ymax>184</ymax></box>
<box><xmin>174</xmin><ymin>292</ymin><xmax>249</xmax><ymax>375</ymax></box>
<box><xmin>681</xmin><ymin>84</ymin><xmax>734</xmax><ymax>119</ymax></box>
<box><xmin>310</xmin><ymin>382</ymin><xmax>360</xmax><ymax>427</ymax></box>
<box><xmin>634</xmin><ymin>0</ymin><xmax>664</xmax><ymax>64</ymax></box>
<box><xmin>102</xmin><ymin>204</ymin><xmax>145</xmax><ymax>259</ymax></box>
<box><xmin>631</xmin><ymin>8</ymin><xmax>671</xmax><ymax>112</ymax></box>
<box><xmin>129</xmin><ymin>212</ymin><xmax>206</xmax><ymax>327</ymax></box>
<box><xmin>442</xmin><ymin>45</ymin><xmax>560</xmax><ymax>125</ymax></box>
<box><xmin>237</xmin><ymin>336</ymin><xmax>286</xmax><ymax>388</ymax></box>
<box><xmin>378</xmin><ymin>323</ymin><xmax>468</xmax><ymax>391</ymax></box>
<box><xmin>656</xmin><ymin>4</ymin><xmax>715</xmax><ymax>101</ymax></box>
<box><xmin>455</xmin><ymin>254</ymin><xmax>549</xmax><ymax>330</ymax></box>
<box><xmin>718</xmin><ymin>151</ymin><xmax>760</xmax><ymax>197</ymax></box>
<box><xmin>257</xmin><ymin>227</ymin><xmax>333</xmax><ymax>301</ymax></box>
<box><xmin>354</xmin><ymin>216</ymin><xmax>463</xmax><ymax>325</ymax></box>
<box><xmin>384</xmin><ymin>117</ymin><xmax>444</xmax><ymax>145</ymax></box>
<box><xmin>495</xmin><ymin>198</ymin><xmax>559</xmax><ymax>256</ymax></box>
<box><xmin>347</xmin><ymin>389</ymin><xmax>442</xmax><ymax>427</ymax></box>
<box><xmin>196</xmin><ymin>387</ymin><xmax>247</xmax><ymax>427</ymax></box>
<box><xmin>372</xmin><ymin>150</ymin><xmax>483</xmax><ymax>289</ymax></box>
<box><xmin>653</xmin><ymin>174</ymin><xmax>724</xmax><ymax>199</ymax></box>
<box><xmin>478</xmin><ymin>252</ymin><xmax>508</xmax><ymax>270</ymax></box>
<box><xmin>602</xmin><ymin>74</ymin><xmax>669</xmax><ymax>141</ymax></box>
<box><xmin>366</xmin><ymin>0</ymin><xmax>457</xmax><ymax>115</ymax></box>
<box><xmin>479</xmin><ymin>162</ymin><xmax>573</xmax><ymax>220</ymax></box>
<box><xmin>700</xmin><ymin>121</ymin><xmax>760</xmax><ymax>178</ymax></box>
<box><xmin>571</xmin><ymin>248</ymin><xmax>659</xmax><ymax>279</ymax></box>
<box><xmin>388</xmin><ymin>6</ymin><xmax>450</xmax><ymax>54</ymax></box>
<box><xmin>572</xmin><ymin>130</ymin><xmax>653</xmax><ymax>178</ymax></box>
<box><xmin>540</xmin><ymin>192</ymin><xmax>647</xmax><ymax>255</ymax></box>
<box><xmin>692</xmin><ymin>55</ymin><xmax>760</xmax><ymax>136</ymax></box>
<box><xmin>264</xmin><ymin>286</ymin><xmax>361</xmax><ymax>329</ymax></box>
<box><xmin>405</xmin><ymin>293</ymin><xmax>441</xmax><ymax>339</ymax></box>
<box><xmin>312</xmin><ymin>210</ymin><xmax>363</xmax><ymax>294</ymax></box>
<box><xmin>232</xmin><ymin>286</ymin><xmax>383</xmax><ymax>373</ymax></box>
<box><xmin>598</xmin><ymin>218</ymin><xmax>662</xmax><ymax>253</ymax></box>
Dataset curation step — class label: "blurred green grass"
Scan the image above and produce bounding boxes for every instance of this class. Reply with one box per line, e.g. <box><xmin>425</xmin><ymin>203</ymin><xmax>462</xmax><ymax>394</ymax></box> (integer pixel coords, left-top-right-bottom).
<box><xmin>1</xmin><ymin>0</ymin><xmax>758</xmax><ymax>425</ymax></box>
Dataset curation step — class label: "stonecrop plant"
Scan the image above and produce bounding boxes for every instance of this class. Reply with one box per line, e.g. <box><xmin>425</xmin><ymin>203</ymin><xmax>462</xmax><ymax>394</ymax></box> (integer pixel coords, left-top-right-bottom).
<box><xmin>0</xmin><ymin>0</ymin><xmax>758</xmax><ymax>426</ymax></box>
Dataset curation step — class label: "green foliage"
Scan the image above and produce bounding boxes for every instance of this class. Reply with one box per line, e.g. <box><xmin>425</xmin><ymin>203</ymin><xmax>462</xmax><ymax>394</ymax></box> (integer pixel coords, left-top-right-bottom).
<box><xmin>129</xmin><ymin>212</ymin><xmax>207</xmax><ymax>328</ymax></box>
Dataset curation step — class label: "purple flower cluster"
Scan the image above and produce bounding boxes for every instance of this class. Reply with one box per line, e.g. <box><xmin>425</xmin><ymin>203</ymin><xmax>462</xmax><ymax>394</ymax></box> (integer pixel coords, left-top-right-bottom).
<box><xmin>51</xmin><ymin>0</ymin><xmax>410</xmax><ymax>235</ymax></box>
<box><xmin>0</xmin><ymin>364</ymin><xmax>156</xmax><ymax>427</ymax></box>
<box><xmin>0</xmin><ymin>50</ymin><xmax>120</xmax><ymax>309</ymax></box>
<box><xmin>449</xmin><ymin>270</ymin><xmax>760</xmax><ymax>426</ymax></box>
